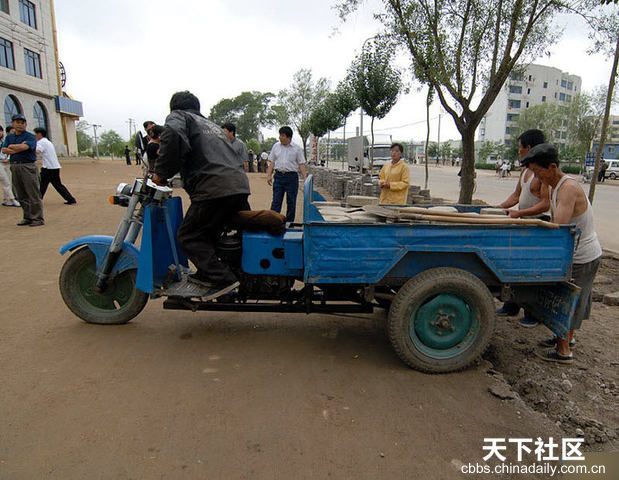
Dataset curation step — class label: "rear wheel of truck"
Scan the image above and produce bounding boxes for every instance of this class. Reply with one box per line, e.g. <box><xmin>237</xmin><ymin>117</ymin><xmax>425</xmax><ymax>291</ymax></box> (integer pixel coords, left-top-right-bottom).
<box><xmin>59</xmin><ymin>247</ymin><xmax>148</xmax><ymax>325</ymax></box>
<box><xmin>388</xmin><ymin>268</ymin><xmax>495</xmax><ymax>374</ymax></box>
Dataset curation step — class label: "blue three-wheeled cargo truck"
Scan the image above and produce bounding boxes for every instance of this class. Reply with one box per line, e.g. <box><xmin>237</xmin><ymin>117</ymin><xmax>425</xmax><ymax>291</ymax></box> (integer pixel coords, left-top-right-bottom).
<box><xmin>59</xmin><ymin>175</ymin><xmax>580</xmax><ymax>373</ymax></box>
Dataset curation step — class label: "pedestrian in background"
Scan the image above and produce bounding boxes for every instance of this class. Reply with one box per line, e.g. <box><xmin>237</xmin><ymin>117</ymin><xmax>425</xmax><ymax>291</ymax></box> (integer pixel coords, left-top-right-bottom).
<box><xmin>266</xmin><ymin>126</ymin><xmax>307</xmax><ymax>223</ymax></box>
<box><xmin>124</xmin><ymin>145</ymin><xmax>131</xmax><ymax>165</ymax></box>
<box><xmin>0</xmin><ymin>125</ymin><xmax>20</xmax><ymax>207</ymax></box>
<box><xmin>222</xmin><ymin>123</ymin><xmax>249</xmax><ymax>172</ymax></box>
<box><xmin>0</xmin><ymin>115</ymin><xmax>44</xmax><ymax>226</ymax></box>
<box><xmin>35</xmin><ymin>127</ymin><xmax>77</xmax><ymax>205</ymax></box>
<box><xmin>146</xmin><ymin>125</ymin><xmax>164</xmax><ymax>174</ymax></box>
<box><xmin>379</xmin><ymin>143</ymin><xmax>410</xmax><ymax>205</ymax></box>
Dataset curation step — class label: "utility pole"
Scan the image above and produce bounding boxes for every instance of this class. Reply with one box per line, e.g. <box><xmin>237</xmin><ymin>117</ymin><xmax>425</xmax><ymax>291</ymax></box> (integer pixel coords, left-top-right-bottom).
<box><xmin>127</xmin><ymin>118</ymin><xmax>136</xmax><ymax>145</ymax></box>
<box><xmin>91</xmin><ymin>124</ymin><xmax>101</xmax><ymax>160</ymax></box>
<box><xmin>437</xmin><ymin>112</ymin><xmax>442</xmax><ymax>165</ymax></box>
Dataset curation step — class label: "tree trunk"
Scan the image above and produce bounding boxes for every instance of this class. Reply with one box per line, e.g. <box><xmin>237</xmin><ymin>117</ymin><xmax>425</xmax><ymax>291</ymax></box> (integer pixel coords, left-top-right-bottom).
<box><xmin>589</xmin><ymin>33</ymin><xmax>619</xmax><ymax>204</ymax></box>
<box><xmin>458</xmin><ymin>127</ymin><xmax>476</xmax><ymax>204</ymax></box>
<box><xmin>342</xmin><ymin>118</ymin><xmax>347</xmax><ymax>169</ymax></box>
<box><xmin>424</xmin><ymin>88</ymin><xmax>431</xmax><ymax>190</ymax></box>
<box><xmin>301</xmin><ymin>135</ymin><xmax>308</xmax><ymax>162</ymax></box>
<box><xmin>370</xmin><ymin>116</ymin><xmax>375</xmax><ymax>172</ymax></box>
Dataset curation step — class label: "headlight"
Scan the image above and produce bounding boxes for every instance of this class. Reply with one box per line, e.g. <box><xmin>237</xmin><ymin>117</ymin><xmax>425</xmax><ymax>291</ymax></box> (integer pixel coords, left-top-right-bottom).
<box><xmin>116</xmin><ymin>183</ymin><xmax>133</xmax><ymax>196</ymax></box>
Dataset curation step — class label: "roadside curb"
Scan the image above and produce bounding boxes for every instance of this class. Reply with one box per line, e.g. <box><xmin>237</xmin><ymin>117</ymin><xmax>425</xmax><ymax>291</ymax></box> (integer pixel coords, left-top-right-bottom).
<box><xmin>602</xmin><ymin>248</ymin><xmax>619</xmax><ymax>261</ymax></box>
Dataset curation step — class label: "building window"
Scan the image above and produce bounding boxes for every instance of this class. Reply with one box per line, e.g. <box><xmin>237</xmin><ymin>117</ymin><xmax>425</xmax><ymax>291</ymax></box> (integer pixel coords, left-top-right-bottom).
<box><xmin>528</xmin><ymin>75</ymin><xmax>532</xmax><ymax>81</ymax></box>
<box><xmin>508</xmin><ymin>99</ymin><xmax>521</xmax><ymax>109</ymax></box>
<box><xmin>0</xmin><ymin>37</ymin><xmax>14</xmax><ymax>69</ymax></box>
<box><xmin>567</xmin><ymin>81</ymin><xmax>574</xmax><ymax>90</ymax></box>
<box><xmin>566</xmin><ymin>94</ymin><xmax>572</xmax><ymax>102</ymax></box>
<box><xmin>510</xmin><ymin>71</ymin><xmax>524</xmax><ymax>81</ymax></box>
<box><xmin>19</xmin><ymin>0</ymin><xmax>36</xmax><ymax>29</ymax></box>
<box><xmin>559</xmin><ymin>93</ymin><xmax>566</xmax><ymax>101</ymax></box>
<box><xmin>542</xmin><ymin>96</ymin><xmax>546</xmax><ymax>102</ymax></box>
<box><xmin>543</xmin><ymin>81</ymin><xmax>548</xmax><ymax>88</ymax></box>
<box><xmin>506</xmin><ymin>113</ymin><xmax>520</xmax><ymax>122</ymax></box>
<box><xmin>527</xmin><ymin>88</ymin><xmax>531</xmax><ymax>94</ymax></box>
<box><xmin>561</xmin><ymin>79</ymin><xmax>567</xmax><ymax>88</ymax></box>
<box><xmin>526</xmin><ymin>101</ymin><xmax>530</xmax><ymax>108</ymax></box>
<box><xmin>0</xmin><ymin>0</ymin><xmax>9</xmax><ymax>14</ymax></box>
<box><xmin>24</xmin><ymin>48</ymin><xmax>42</xmax><ymax>78</ymax></box>
<box><xmin>554</xmin><ymin>92</ymin><xmax>557</xmax><ymax>99</ymax></box>
<box><xmin>33</xmin><ymin>102</ymin><xmax>49</xmax><ymax>137</ymax></box>
<box><xmin>4</xmin><ymin>95</ymin><xmax>22</xmax><ymax>127</ymax></box>
<box><xmin>509</xmin><ymin>85</ymin><xmax>522</xmax><ymax>94</ymax></box>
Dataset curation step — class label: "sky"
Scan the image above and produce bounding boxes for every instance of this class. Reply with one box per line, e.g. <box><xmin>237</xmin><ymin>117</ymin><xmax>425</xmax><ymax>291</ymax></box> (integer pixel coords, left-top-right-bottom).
<box><xmin>55</xmin><ymin>0</ymin><xmax>616</xmax><ymax>145</ymax></box>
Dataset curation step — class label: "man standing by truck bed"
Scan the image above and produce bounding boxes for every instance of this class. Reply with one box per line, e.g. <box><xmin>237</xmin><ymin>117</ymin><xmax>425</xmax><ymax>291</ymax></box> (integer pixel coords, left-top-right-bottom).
<box><xmin>521</xmin><ymin>144</ymin><xmax>602</xmax><ymax>364</ymax></box>
<box><xmin>153</xmin><ymin>91</ymin><xmax>251</xmax><ymax>300</ymax></box>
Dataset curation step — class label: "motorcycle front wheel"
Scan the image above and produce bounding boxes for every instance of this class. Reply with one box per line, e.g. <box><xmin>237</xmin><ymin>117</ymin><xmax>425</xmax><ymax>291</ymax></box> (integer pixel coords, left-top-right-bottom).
<box><xmin>59</xmin><ymin>247</ymin><xmax>148</xmax><ymax>325</ymax></box>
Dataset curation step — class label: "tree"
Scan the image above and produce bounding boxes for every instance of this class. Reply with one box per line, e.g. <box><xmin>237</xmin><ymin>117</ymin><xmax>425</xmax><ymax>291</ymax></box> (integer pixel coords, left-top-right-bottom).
<box><xmin>427</xmin><ymin>141</ymin><xmax>439</xmax><ymax>161</ymax></box>
<box><xmin>209</xmin><ymin>91</ymin><xmax>280</xmax><ymax>141</ymax></box>
<box><xmin>440</xmin><ymin>142</ymin><xmax>453</xmax><ymax>163</ymax></box>
<box><xmin>278</xmin><ymin>69</ymin><xmax>330</xmax><ymax>159</ymax></box>
<box><xmin>515</xmin><ymin>103</ymin><xmax>565</xmax><ymax>143</ymax></box>
<box><xmin>98</xmin><ymin>130</ymin><xmax>126</xmax><ymax>158</ymax></box>
<box><xmin>348</xmin><ymin>38</ymin><xmax>403</xmax><ymax>170</ymax></box>
<box><xmin>337</xmin><ymin>0</ymin><xmax>593</xmax><ymax>203</ymax></box>
<box><xmin>477</xmin><ymin>141</ymin><xmax>495</xmax><ymax>164</ymax></box>
<box><xmin>424</xmin><ymin>86</ymin><xmax>433</xmax><ymax>188</ymax></box>
<box><xmin>309</xmin><ymin>96</ymin><xmax>345</xmax><ymax>139</ymax></box>
<box><xmin>587</xmin><ymin>2</ymin><xmax>619</xmax><ymax>203</ymax></box>
<box><xmin>76</xmin><ymin>120</ymin><xmax>92</xmax><ymax>155</ymax></box>
<box><xmin>261</xmin><ymin>137</ymin><xmax>278</xmax><ymax>153</ymax></box>
<box><xmin>330</xmin><ymin>79</ymin><xmax>358</xmax><ymax>145</ymax></box>
<box><xmin>246</xmin><ymin>138</ymin><xmax>261</xmax><ymax>156</ymax></box>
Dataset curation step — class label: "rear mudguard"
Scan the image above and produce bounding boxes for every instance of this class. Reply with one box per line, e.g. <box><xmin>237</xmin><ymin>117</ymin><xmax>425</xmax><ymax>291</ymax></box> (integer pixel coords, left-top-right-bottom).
<box><xmin>59</xmin><ymin>235</ymin><xmax>140</xmax><ymax>277</ymax></box>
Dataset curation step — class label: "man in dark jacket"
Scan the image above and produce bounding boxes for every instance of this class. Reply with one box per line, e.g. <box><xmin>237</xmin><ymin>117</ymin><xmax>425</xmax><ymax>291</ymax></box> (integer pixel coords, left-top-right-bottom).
<box><xmin>153</xmin><ymin>91</ymin><xmax>250</xmax><ymax>298</ymax></box>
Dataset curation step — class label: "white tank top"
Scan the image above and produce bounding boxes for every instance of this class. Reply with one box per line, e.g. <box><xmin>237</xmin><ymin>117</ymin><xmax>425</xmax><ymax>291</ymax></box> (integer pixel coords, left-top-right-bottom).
<box><xmin>551</xmin><ymin>176</ymin><xmax>602</xmax><ymax>264</ymax></box>
<box><xmin>519</xmin><ymin>169</ymin><xmax>540</xmax><ymax>210</ymax></box>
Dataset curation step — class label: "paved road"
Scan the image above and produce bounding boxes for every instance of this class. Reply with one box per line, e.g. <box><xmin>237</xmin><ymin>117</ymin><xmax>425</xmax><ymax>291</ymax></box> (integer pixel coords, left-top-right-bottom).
<box><xmin>407</xmin><ymin>164</ymin><xmax>619</xmax><ymax>252</ymax></box>
<box><xmin>0</xmin><ymin>160</ymin><xmax>561</xmax><ymax>479</ymax></box>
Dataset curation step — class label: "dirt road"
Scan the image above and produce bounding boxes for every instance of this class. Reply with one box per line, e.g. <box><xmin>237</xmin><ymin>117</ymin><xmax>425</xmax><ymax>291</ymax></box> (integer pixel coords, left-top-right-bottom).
<box><xmin>0</xmin><ymin>160</ymin><xmax>613</xmax><ymax>479</ymax></box>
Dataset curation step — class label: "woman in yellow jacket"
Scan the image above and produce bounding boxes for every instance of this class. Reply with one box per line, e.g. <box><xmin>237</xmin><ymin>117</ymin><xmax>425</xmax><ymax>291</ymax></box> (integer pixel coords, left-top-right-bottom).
<box><xmin>379</xmin><ymin>143</ymin><xmax>410</xmax><ymax>205</ymax></box>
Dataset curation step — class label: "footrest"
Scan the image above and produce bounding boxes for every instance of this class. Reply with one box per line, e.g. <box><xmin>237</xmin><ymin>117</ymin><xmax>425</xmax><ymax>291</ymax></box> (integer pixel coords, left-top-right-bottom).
<box><xmin>164</xmin><ymin>277</ymin><xmax>212</xmax><ymax>298</ymax></box>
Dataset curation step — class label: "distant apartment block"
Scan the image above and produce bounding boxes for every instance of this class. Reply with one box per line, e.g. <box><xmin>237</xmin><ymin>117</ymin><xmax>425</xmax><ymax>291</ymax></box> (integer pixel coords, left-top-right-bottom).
<box><xmin>1</xmin><ymin>0</ymin><xmax>82</xmax><ymax>155</ymax></box>
<box><xmin>478</xmin><ymin>64</ymin><xmax>582</xmax><ymax>146</ymax></box>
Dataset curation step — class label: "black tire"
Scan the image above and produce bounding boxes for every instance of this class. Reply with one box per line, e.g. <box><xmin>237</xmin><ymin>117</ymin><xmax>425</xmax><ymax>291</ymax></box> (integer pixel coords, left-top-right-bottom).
<box><xmin>610</xmin><ymin>173</ymin><xmax>616</xmax><ymax>180</ymax></box>
<box><xmin>388</xmin><ymin>267</ymin><xmax>495</xmax><ymax>374</ymax></box>
<box><xmin>59</xmin><ymin>247</ymin><xmax>148</xmax><ymax>325</ymax></box>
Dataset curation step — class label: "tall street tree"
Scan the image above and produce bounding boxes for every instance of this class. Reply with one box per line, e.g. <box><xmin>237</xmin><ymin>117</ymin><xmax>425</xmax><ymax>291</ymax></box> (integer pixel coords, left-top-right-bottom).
<box><xmin>587</xmin><ymin>2</ymin><xmax>619</xmax><ymax>203</ymax></box>
<box><xmin>336</xmin><ymin>0</ymin><xmax>593</xmax><ymax>204</ymax></box>
<box><xmin>348</xmin><ymin>37</ymin><xmax>403</xmax><ymax>170</ymax></box>
<box><xmin>278</xmin><ymin>69</ymin><xmax>330</xmax><ymax>159</ymax></box>
<box><xmin>209</xmin><ymin>91</ymin><xmax>279</xmax><ymax>141</ymax></box>
<box><xmin>330</xmin><ymin>79</ymin><xmax>359</xmax><ymax>144</ymax></box>
<box><xmin>309</xmin><ymin>96</ymin><xmax>346</xmax><ymax>164</ymax></box>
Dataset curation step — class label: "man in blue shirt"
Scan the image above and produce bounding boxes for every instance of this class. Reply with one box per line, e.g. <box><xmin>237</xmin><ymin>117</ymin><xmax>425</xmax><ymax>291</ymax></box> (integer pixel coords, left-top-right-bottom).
<box><xmin>1</xmin><ymin>114</ymin><xmax>44</xmax><ymax>226</ymax></box>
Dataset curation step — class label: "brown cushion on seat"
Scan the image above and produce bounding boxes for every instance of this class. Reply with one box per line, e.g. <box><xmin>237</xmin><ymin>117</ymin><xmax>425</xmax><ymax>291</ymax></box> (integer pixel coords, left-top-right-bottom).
<box><xmin>230</xmin><ymin>210</ymin><xmax>287</xmax><ymax>235</ymax></box>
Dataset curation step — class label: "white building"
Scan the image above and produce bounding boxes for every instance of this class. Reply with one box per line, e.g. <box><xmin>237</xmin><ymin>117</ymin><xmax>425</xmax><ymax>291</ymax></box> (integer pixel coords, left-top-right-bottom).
<box><xmin>1</xmin><ymin>0</ymin><xmax>82</xmax><ymax>155</ymax></box>
<box><xmin>478</xmin><ymin>64</ymin><xmax>582</xmax><ymax>146</ymax></box>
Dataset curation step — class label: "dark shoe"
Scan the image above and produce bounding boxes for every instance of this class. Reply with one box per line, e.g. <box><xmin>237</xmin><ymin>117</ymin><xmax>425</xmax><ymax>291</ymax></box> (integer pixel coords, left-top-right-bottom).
<box><xmin>64</xmin><ymin>200</ymin><xmax>77</xmax><ymax>205</ymax></box>
<box><xmin>187</xmin><ymin>273</ymin><xmax>217</xmax><ymax>289</ymax></box>
<box><xmin>17</xmin><ymin>219</ymin><xmax>32</xmax><ymax>226</ymax></box>
<box><xmin>539</xmin><ymin>337</ymin><xmax>576</xmax><ymax>348</ymax></box>
<box><xmin>519</xmin><ymin>315</ymin><xmax>540</xmax><ymax>328</ymax></box>
<box><xmin>535</xmin><ymin>349</ymin><xmax>574</xmax><ymax>364</ymax></box>
<box><xmin>29</xmin><ymin>221</ymin><xmax>45</xmax><ymax>227</ymax></box>
<box><xmin>496</xmin><ymin>305</ymin><xmax>520</xmax><ymax>316</ymax></box>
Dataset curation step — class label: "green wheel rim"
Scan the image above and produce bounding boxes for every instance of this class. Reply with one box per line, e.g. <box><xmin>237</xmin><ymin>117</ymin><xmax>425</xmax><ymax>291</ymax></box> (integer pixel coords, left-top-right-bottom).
<box><xmin>409</xmin><ymin>293</ymin><xmax>480</xmax><ymax>360</ymax></box>
<box><xmin>73</xmin><ymin>254</ymin><xmax>138</xmax><ymax>313</ymax></box>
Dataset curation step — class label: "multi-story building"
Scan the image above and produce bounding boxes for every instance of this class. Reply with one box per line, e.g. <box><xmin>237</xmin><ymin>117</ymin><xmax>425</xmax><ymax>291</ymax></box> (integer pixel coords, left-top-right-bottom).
<box><xmin>478</xmin><ymin>64</ymin><xmax>582</xmax><ymax>147</ymax></box>
<box><xmin>591</xmin><ymin>115</ymin><xmax>619</xmax><ymax>160</ymax></box>
<box><xmin>1</xmin><ymin>0</ymin><xmax>82</xmax><ymax>155</ymax></box>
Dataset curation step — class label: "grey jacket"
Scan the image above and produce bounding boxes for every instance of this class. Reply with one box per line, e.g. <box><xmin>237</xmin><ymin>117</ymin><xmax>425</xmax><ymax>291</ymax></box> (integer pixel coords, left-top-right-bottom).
<box><xmin>155</xmin><ymin>110</ymin><xmax>250</xmax><ymax>201</ymax></box>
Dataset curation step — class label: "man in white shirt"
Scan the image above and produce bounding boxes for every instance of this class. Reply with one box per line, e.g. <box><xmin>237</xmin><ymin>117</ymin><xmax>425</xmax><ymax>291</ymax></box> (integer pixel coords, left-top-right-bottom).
<box><xmin>34</xmin><ymin>128</ymin><xmax>77</xmax><ymax>205</ymax></box>
<box><xmin>266</xmin><ymin>126</ymin><xmax>307</xmax><ymax>223</ymax></box>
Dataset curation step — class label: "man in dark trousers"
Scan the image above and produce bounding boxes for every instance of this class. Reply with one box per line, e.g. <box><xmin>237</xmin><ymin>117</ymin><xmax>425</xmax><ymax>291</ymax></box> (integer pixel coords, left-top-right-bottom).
<box><xmin>35</xmin><ymin>128</ymin><xmax>77</xmax><ymax>204</ymax></box>
<box><xmin>153</xmin><ymin>91</ymin><xmax>250</xmax><ymax>299</ymax></box>
<box><xmin>1</xmin><ymin>114</ymin><xmax>44</xmax><ymax>226</ymax></box>
<box><xmin>124</xmin><ymin>146</ymin><xmax>131</xmax><ymax>165</ymax></box>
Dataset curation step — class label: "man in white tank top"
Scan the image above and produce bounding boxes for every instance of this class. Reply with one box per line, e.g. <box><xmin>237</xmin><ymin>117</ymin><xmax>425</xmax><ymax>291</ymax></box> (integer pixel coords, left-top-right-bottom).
<box><xmin>497</xmin><ymin>130</ymin><xmax>550</xmax><ymax>323</ymax></box>
<box><xmin>521</xmin><ymin>143</ymin><xmax>602</xmax><ymax>365</ymax></box>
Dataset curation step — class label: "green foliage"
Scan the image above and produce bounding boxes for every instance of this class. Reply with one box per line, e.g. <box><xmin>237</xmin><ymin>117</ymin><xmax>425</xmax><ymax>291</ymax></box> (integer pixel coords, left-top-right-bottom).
<box><xmin>278</xmin><ymin>69</ymin><xmax>330</xmax><ymax>158</ymax></box>
<box><xmin>516</xmin><ymin>103</ymin><xmax>566</xmax><ymax>143</ymax></box>
<box><xmin>475</xmin><ymin>163</ymin><xmax>499</xmax><ymax>170</ymax></box>
<box><xmin>427</xmin><ymin>141</ymin><xmax>439</xmax><ymax>158</ymax></box>
<box><xmin>309</xmin><ymin>96</ymin><xmax>345</xmax><ymax>138</ymax></box>
<box><xmin>561</xmin><ymin>165</ymin><xmax>582</xmax><ymax>174</ymax></box>
<box><xmin>76</xmin><ymin>120</ymin><xmax>93</xmax><ymax>155</ymax></box>
<box><xmin>261</xmin><ymin>137</ymin><xmax>278</xmax><ymax>152</ymax></box>
<box><xmin>246</xmin><ymin>138</ymin><xmax>261</xmax><ymax>155</ymax></box>
<box><xmin>348</xmin><ymin>38</ymin><xmax>402</xmax><ymax>124</ymax></box>
<box><xmin>331</xmin><ymin>79</ymin><xmax>358</xmax><ymax>119</ymax></box>
<box><xmin>209</xmin><ymin>91</ymin><xmax>279</xmax><ymax>141</ymax></box>
<box><xmin>98</xmin><ymin>130</ymin><xmax>126</xmax><ymax>158</ymax></box>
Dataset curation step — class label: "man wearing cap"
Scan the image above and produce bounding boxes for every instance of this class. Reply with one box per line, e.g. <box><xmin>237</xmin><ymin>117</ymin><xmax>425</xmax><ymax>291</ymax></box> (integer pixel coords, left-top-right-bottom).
<box><xmin>1</xmin><ymin>115</ymin><xmax>44</xmax><ymax>226</ymax></box>
<box><xmin>521</xmin><ymin>143</ymin><xmax>602</xmax><ymax>364</ymax></box>
<box><xmin>497</xmin><ymin>129</ymin><xmax>550</xmax><ymax>326</ymax></box>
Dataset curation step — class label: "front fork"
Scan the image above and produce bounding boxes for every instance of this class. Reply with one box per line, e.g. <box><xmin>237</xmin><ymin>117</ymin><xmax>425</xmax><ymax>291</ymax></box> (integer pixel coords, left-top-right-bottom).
<box><xmin>95</xmin><ymin>194</ymin><xmax>143</xmax><ymax>292</ymax></box>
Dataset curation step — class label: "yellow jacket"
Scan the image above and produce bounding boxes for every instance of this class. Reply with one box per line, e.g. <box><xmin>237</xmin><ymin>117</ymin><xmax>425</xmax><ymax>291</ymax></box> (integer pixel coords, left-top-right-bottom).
<box><xmin>379</xmin><ymin>160</ymin><xmax>410</xmax><ymax>205</ymax></box>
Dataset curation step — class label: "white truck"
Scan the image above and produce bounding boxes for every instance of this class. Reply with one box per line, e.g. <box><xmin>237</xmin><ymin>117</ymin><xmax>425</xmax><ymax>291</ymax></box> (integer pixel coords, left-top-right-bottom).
<box><xmin>347</xmin><ymin>136</ymin><xmax>393</xmax><ymax>173</ymax></box>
